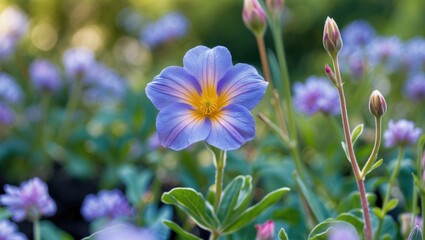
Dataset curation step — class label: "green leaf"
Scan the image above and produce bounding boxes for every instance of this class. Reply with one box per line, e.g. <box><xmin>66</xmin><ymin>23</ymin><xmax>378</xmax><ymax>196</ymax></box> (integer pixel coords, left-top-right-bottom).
<box><xmin>118</xmin><ymin>165</ymin><xmax>153</xmax><ymax>206</ymax></box>
<box><xmin>336</xmin><ymin>212</ymin><xmax>363</xmax><ymax>233</ymax></box>
<box><xmin>161</xmin><ymin>188</ymin><xmax>218</xmax><ymax>230</ymax></box>
<box><xmin>278</xmin><ymin>228</ymin><xmax>289</xmax><ymax>240</ymax></box>
<box><xmin>336</xmin><ymin>192</ymin><xmax>376</xmax><ymax>213</ymax></box>
<box><xmin>0</xmin><ymin>208</ymin><xmax>10</xmax><ymax>220</ymax></box>
<box><xmin>221</xmin><ymin>187</ymin><xmax>290</xmax><ymax>234</ymax></box>
<box><xmin>217</xmin><ymin>175</ymin><xmax>252</xmax><ymax>226</ymax></box>
<box><xmin>40</xmin><ymin>221</ymin><xmax>73</xmax><ymax>240</ymax></box>
<box><xmin>308</xmin><ymin>220</ymin><xmax>358</xmax><ymax>240</ymax></box>
<box><xmin>373</xmin><ymin>207</ymin><xmax>384</xmax><ymax>219</ymax></box>
<box><xmin>364</xmin><ymin>159</ymin><xmax>383</xmax><ymax>176</ymax></box>
<box><xmin>163</xmin><ymin>220</ymin><xmax>202</xmax><ymax>240</ymax></box>
<box><xmin>351</xmin><ymin>124</ymin><xmax>364</xmax><ymax>145</ymax></box>
<box><xmin>408</xmin><ymin>226</ymin><xmax>423</xmax><ymax>240</ymax></box>
<box><xmin>383</xmin><ymin>198</ymin><xmax>398</xmax><ymax>212</ymax></box>
<box><xmin>294</xmin><ymin>173</ymin><xmax>327</xmax><ymax>222</ymax></box>
<box><xmin>341</xmin><ymin>142</ymin><xmax>351</xmax><ymax>162</ymax></box>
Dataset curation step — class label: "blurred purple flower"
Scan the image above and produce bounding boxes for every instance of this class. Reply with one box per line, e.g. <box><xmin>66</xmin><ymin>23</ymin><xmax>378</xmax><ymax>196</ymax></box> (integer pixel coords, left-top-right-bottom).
<box><xmin>141</xmin><ymin>12</ymin><xmax>189</xmax><ymax>47</ymax></box>
<box><xmin>116</xmin><ymin>8</ymin><xmax>143</xmax><ymax>34</ymax></box>
<box><xmin>146</xmin><ymin>46</ymin><xmax>267</xmax><ymax>151</ymax></box>
<box><xmin>147</xmin><ymin>132</ymin><xmax>162</xmax><ymax>150</ymax></box>
<box><xmin>0</xmin><ymin>220</ymin><xmax>27</xmax><ymax>240</ymax></box>
<box><xmin>0</xmin><ymin>177</ymin><xmax>57</xmax><ymax>222</ymax></box>
<box><xmin>30</xmin><ymin>59</ymin><xmax>62</xmax><ymax>93</ymax></box>
<box><xmin>82</xmin><ymin>64</ymin><xmax>126</xmax><ymax>106</ymax></box>
<box><xmin>328</xmin><ymin>223</ymin><xmax>359</xmax><ymax>240</ymax></box>
<box><xmin>341</xmin><ymin>20</ymin><xmax>376</xmax><ymax>47</ymax></box>
<box><xmin>62</xmin><ymin>47</ymin><xmax>96</xmax><ymax>80</ymax></box>
<box><xmin>339</xmin><ymin>47</ymin><xmax>367</xmax><ymax>79</ymax></box>
<box><xmin>0</xmin><ymin>103</ymin><xmax>15</xmax><ymax>126</ymax></box>
<box><xmin>293</xmin><ymin>76</ymin><xmax>340</xmax><ymax>115</ymax></box>
<box><xmin>81</xmin><ymin>189</ymin><xmax>134</xmax><ymax>221</ymax></box>
<box><xmin>400</xmin><ymin>213</ymin><xmax>422</xmax><ymax>236</ymax></box>
<box><xmin>367</xmin><ymin>36</ymin><xmax>404</xmax><ymax>73</ymax></box>
<box><xmin>384</xmin><ymin>119</ymin><xmax>422</xmax><ymax>148</ymax></box>
<box><xmin>94</xmin><ymin>223</ymin><xmax>157</xmax><ymax>240</ymax></box>
<box><xmin>0</xmin><ymin>72</ymin><xmax>23</xmax><ymax>104</ymax></box>
<box><xmin>404</xmin><ymin>72</ymin><xmax>425</xmax><ymax>101</ymax></box>
<box><xmin>0</xmin><ymin>7</ymin><xmax>28</xmax><ymax>60</ymax></box>
<box><xmin>403</xmin><ymin>37</ymin><xmax>425</xmax><ymax>73</ymax></box>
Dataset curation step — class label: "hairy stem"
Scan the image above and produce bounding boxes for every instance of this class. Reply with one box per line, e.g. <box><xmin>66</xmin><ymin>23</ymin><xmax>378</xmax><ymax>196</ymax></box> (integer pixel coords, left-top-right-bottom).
<box><xmin>332</xmin><ymin>56</ymin><xmax>373</xmax><ymax>240</ymax></box>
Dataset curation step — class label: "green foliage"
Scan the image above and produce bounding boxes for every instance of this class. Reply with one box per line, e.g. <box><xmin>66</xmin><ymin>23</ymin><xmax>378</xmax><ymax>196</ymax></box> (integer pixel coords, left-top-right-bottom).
<box><xmin>278</xmin><ymin>228</ymin><xmax>289</xmax><ymax>240</ymax></box>
<box><xmin>163</xmin><ymin>220</ymin><xmax>202</xmax><ymax>240</ymax></box>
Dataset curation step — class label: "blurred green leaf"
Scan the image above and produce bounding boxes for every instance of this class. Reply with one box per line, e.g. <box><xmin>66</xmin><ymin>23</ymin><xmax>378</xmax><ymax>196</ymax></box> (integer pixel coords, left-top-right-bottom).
<box><xmin>336</xmin><ymin>192</ymin><xmax>376</xmax><ymax>213</ymax></box>
<box><xmin>336</xmin><ymin>211</ymin><xmax>363</xmax><ymax>233</ymax></box>
<box><xmin>408</xmin><ymin>226</ymin><xmax>423</xmax><ymax>240</ymax></box>
<box><xmin>351</xmin><ymin>124</ymin><xmax>364</xmax><ymax>145</ymax></box>
<box><xmin>383</xmin><ymin>198</ymin><xmax>398</xmax><ymax>213</ymax></box>
<box><xmin>161</xmin><ymin>188</ymin><xmax>218</xmax><ymax>230</ymax></box>
<box><xmin>308</xmin><ymin>220</ymin><xmax>358</xmax><ymax>240</ymax></box>
<box><xmin>118</xmin><ymin>165</ymin><xmax>153</xmax><ymax>206</ymax></box>
<box><xmin>0</xmin><ymin>208</ymin><xmax>10</xmax><ymax>220</ymax></box>
<box><xmin>163</xmin><ymin>220</ymin><xmax>202</xmax><ymax>240</ymax></box>
<box><xmin>341</xmin><ymin>142</ymin><xmax>350</xmax><ymax>162</ymax></box>
<box><xmin>221</xmin><ymin>187</ymin><xmax>290</xmax><ymax>234</ymax></box>
<box><xmin>40</xmin><ymin>221</ymin><xmax>73</xmax><ymax>240</ymax></box>
<box><xmin>145</xmin><ymin>205</ymin><xmax>172</xmax><ymax>240</ymax></box>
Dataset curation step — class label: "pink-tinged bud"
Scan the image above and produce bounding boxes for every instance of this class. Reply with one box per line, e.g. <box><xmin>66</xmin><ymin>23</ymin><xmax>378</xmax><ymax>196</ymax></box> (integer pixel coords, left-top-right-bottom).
<box><xmin>242</xmin><ymin>0</ymin><xmax>267</xmax><ymax>37</ymax></box>
<box><xmin>255</xmin><ymin>220</ymin><xmax>274</xmax><ymax>240</ymax></box>
<box><xmin>369</xmin><ymin>90</ymin><xmax>387</xmax><ymax>117</ymax></box>
<box><xmin>265</xmin><ymin>0</ymin><xmax>284</xmax><ymax>21</ymax></box>
<box><xmin>323</xmin><ymin>17</ymin><xmax>343</xmax><ymax>57</ymax></box>
<box><xmin>325</xmin><ymin>64</ymin><xmax>337</xmax><ymax>86</ymax></box>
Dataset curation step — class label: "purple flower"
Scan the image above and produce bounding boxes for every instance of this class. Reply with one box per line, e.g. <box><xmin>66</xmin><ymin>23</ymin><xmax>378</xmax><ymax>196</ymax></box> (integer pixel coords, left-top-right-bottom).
<box><xmin>145</xmin><ymin>46</ymin><xmax>268</xmax><ymax>151</ymax></box>
<box><xmin>366</xmin><ymin>36</ymin><xmax>404</xmax><ymax>73</ymax></box>
<box><xmin>0</xmin><ymin>35</ymin><xmax>16</xmax><ymax>60</ymax></box>
<box><xmin>0</xmin><ymin>220</ymin><xmax>27</xmax><ymax>240</ymax></box>
<box><xmin>339</xmin><ymin>47</ymin><xmax>367</xmax><ymax>79</ymax></box>
<box><xmin>0</xmin><ymin>177</ymin><xmax>56</xmax><ymax>222</ymax></box>
<box><xmin>402</xmin><ymin>37</ymin><xmax>425</xmax><ymax>73</ymax></box>
<box><xmin>62</xmin><ymin>47</ymin><xmax>96</xmax><ymax>80</ymax></box>
<box><xmin>405</xmin><ymin>72</ymin><xmax>425</xmax><ymax>101</ymax></box>
<box><xmin>0</xmin><ymin>104</ymin><xmax>15</xmax><ymax>126</ymax></box>
<box><xmin>0</xmin><ymin>7</ymin><xmax>28</xmax><ymax>61</ymax></box>
<box><xmin>293</xmin><ymin>76</ymin><xmax>340</xmax><ymax>115</ymax></box>
<box><xmin>328</xmin><ymin>223</ymin><xmax>359</xmax><ymax>240</ymax></box>
<box><xmin>29</xmin><ymin>59</ymin><xmax>61</xmax><ymax>93</ymax></box>
<box><xmin>384</xmin><ymin>119</ymin><xmax>422</xmax><ymax>148</ymax></box>
<box><xmin>93</xmin><ymin>223</ymin><xmax>157</xmax><ymax>240</ymax></box>
<box><xmin>0</xmin><ymin>72</ymin><xmax>23</xmax><ymax>104</ymax></box>
<box><xmin>141</xmin><ymin>12</ymin><xmax>189</xmax><ymax>48</ymax></box>
<box><xmin>81</xmin><ymin>189</ymin><xmax>133</xmax><ymax>221</ymax></box>
<box><xmin>341</xmin><ymin>20</ymin><xmax>376</xmax><ymax>47</ymax></box>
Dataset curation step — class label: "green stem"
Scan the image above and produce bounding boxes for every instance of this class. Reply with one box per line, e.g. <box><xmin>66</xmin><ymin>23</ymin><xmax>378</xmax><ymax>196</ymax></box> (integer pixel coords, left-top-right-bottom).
<box><xmin>361</xmin><ymin>116</ymin><xmax>382</xmax><ymax>179</ymax></box>
<box><xmin>57</xmin><ymin>78</ymin><xmax>83</xmax><ymax>145</ymax></box>
<box><xmin>37</xmin><ymin>93</ymin><xmax>51</xmax><ymax>148</ymax></box>
<box><xmin>33</xmin><ymin>219</ymin><xmax>40</xmax><ymax>240</ymax></box>
<box><xmin>210</xmin><ymin>231</ymin><xmax>219</xmax><ymax>240</ymax></box>
<box><xmin>375</xmin><ymin>147</ymin><xmax>404</xmax><ymax>240</ymax></box>
<box><xmin>422</xmin><ymin>191</ymin><xmax>425</xmax><ymax>240</ymax></box>
<box><xmin>213</xmin><ymin>149</ymin><xmax>226</xmax><ymax>212</ymax></box>
<box><xmin>255</xmin><ymin>36</ymin><xmax>272</xmax><ymax>84</ymax></box>
<box><xmin>332</xmin><ymin>55</ymin><xmax>373</xmax><ymax>240</ymax></box>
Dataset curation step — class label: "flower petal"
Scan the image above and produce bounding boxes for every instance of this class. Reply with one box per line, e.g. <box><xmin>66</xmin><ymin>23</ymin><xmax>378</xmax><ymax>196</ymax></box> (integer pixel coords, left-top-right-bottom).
<box><xmin>217</xmin><ymin>64</ymin><xmax>267</xmax><ymax>110</ymax></box>
<box><xmin>206</xmin><ymin>104</ymin><xmax>255</xmax><ymax>150</ymax></box>
<box><xmin>183</xmin><ymin>46</ymin><xmax>233</xmax><ymax>91</ymax></box>
<box><xmin>157</xmin><ymin>103</ymin><xmax>211</xmax><ymax>150</ymax></box>
<box><xmin>146</xmin><ymin>66</ymin><xmax>201</xmax><ymax>110</ymax></box>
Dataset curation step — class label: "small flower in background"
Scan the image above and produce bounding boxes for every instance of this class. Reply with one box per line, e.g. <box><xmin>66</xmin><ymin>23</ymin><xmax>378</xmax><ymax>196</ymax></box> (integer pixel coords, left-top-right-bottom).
<box><xmin>93</xmin><ymin>222</ymin><xmax>157</xmax><ymax>240</ymax></box>
<box><xmin>242</xmin><ymin>0</ymin><xmax>267</xmax><ymax>37</ymax></box>
<box><xmin>404</xmin><ymin>73</ymin><xmax>425</xmax><ymax>101</ymax></box>
<box><xmin>293</xmin><ymin>76</ymin><xmax>340</xmax><ymax>116</ymax></box>
<box><xmin>0</xmin><ymin>6</ymin><xmax>28</xmax><ymax>60</ymax></box>
<box><xmin>265</xmin><ymin>0</ymin><xmax>284</xmax><ymax>21</ymax></box>
<box><xmin>29</xmin><ymin>59</ymin><xmax>62</xmax><ymax>93</ymax></box>
<box><xmin>140</xmin><ymin>12</ymin><xmax>189</xmax><ymax>48</ymax></box>
<box><xmin>255</xmin><ymin>220</ymin><xmax>274</xmax><ymax>240</ymax></box>
<box><xmin>339</xmin><ymin>48</ymin><xmax>367</xmax><ymax>79</ymax></box>
<box><xmin>81</xmin><ymin>189</ymin><xmax>134</xmax><ymax>221</ymax></box>
<box><xmin>328</xmin><ymin>223</ymin><xmax>360</xmax><ymax>240</ymax></box>
<box><xmin>341</xmin><ymin>20</ymin><xmax>376</xmax><ymax>47</ymax></box>
<box><xmin>62</xmin><ymin>47</ymin><xmax>96</xmax><ymax>80</ymax></box>
<box><xmin>147</xmin><ymin>132</ymin><xmax>162</xmax><ymax>151</ymax></box>
<box><xmin>402</xmin><ymin>37</ymin><xmax>425</xmax><ymax>73</ymax></box>
<box><xmin>400</xmin><ymin>213</ymin><xmax>422</xmax><ymax>237</ymax></box>
<box><xmin>0</xmin><ymin>219</ymin><xmax>27</xmax><ymax>240</ymax></box>
<box><xmin>0</xmin><ymin>177</ymin><xmax>57</xmax><ymax>222</ymax></box>
<box><xmin>146</xmin><ymin>45</ymin><xmax>267</xmax><ymax>151</ymax></box>
<box><xmin>0</xmin><ymin>103</ymin><xmax>15</xmax><ymax>126</ymax></box>
<box><xmin>366</xmin><ymin>36</ymin><xmax>403</xmax><ymax>73</ymax></box>
<box><xmin>384</xmin><ymin>119</ymin><xmax>422</xmax><ymax>148</ymax></box>
<box><xmin>0</xmin><ymin>72</ymin><xmax>23</xmax><ymax>104</ymax></box>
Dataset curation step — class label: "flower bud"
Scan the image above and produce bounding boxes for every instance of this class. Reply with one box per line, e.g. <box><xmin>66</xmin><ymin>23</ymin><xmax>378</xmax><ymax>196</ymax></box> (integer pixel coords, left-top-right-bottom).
<box><xmin>323</xmin><ymin>17</ymin><xmax>343</xmax><ymax>57</ymax></box>
<box><xmin>325</xmin><ymin>64</ymin><xmax>337</xmax><ymax>87</ymax></box>
<box><xmin>265</xmin><ymin>0</ymin><xmax>284</xmax><ymax>21</ymax></box>
<box><xmin>369</xmin><ymin>90</ymin><xmax>387</xmax><ymax>117</ymax></box>
<box><xmin>255</xmin><ymin>220</ymin><xmax>274</xmax><ymax>240</ymax></box>
<box><xmin>242</xmin><ymin>0</ymin><xmax>267</xmax><ymax>37</ymax></box>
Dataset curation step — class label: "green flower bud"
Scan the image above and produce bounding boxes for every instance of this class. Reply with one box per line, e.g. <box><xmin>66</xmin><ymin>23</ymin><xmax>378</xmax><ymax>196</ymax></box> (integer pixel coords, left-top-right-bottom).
<box><xmin>369</xmin><ymin>90</ymin><xmax>387</xmax><ymax>117</ymax></box>
<box><xmin>242</xmin><ymin>0</ymin><xmax>267</xmax><ymax>37</ymax></box>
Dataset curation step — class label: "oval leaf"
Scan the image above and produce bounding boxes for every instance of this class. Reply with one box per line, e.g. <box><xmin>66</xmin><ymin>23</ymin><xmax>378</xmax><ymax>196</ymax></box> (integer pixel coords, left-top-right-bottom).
<box><xmin>384</xmin><ymin>198</ymin><xmax>398</xmax><ymax>212</ymax></box>
<box><xmin>408</xmin><ymin>226</ymin><xmax>423</xmax><ymax>240</ymax></box>
<box><xmin>351</xmin><ymin>124</ymin><xmax>364</xmax><ymax>145</ymax></box>
<box><xmin>163</xmin><ymin>220</ymin><xmax>202</xmax><ymax>240</ymax></box>
<box><xmin>278</xmin><ymin>228</ymin><xmax>289</xmax><ymax>240</ymax></box>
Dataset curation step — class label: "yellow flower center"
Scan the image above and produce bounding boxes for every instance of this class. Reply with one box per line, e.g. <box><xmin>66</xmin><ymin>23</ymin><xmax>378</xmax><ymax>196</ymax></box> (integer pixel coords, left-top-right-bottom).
<box><xmin>198</xmin><ymin>96</ymin><xmax>218</xmax><ymax>117</ymax></box>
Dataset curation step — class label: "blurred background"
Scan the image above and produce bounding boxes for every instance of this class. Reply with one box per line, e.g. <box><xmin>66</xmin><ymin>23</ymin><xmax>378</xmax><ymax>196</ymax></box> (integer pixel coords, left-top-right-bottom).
<box><xmin>0</xmin><ymin>0</ymin><xmax>424</xmax><ymax>239</ymax></box>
